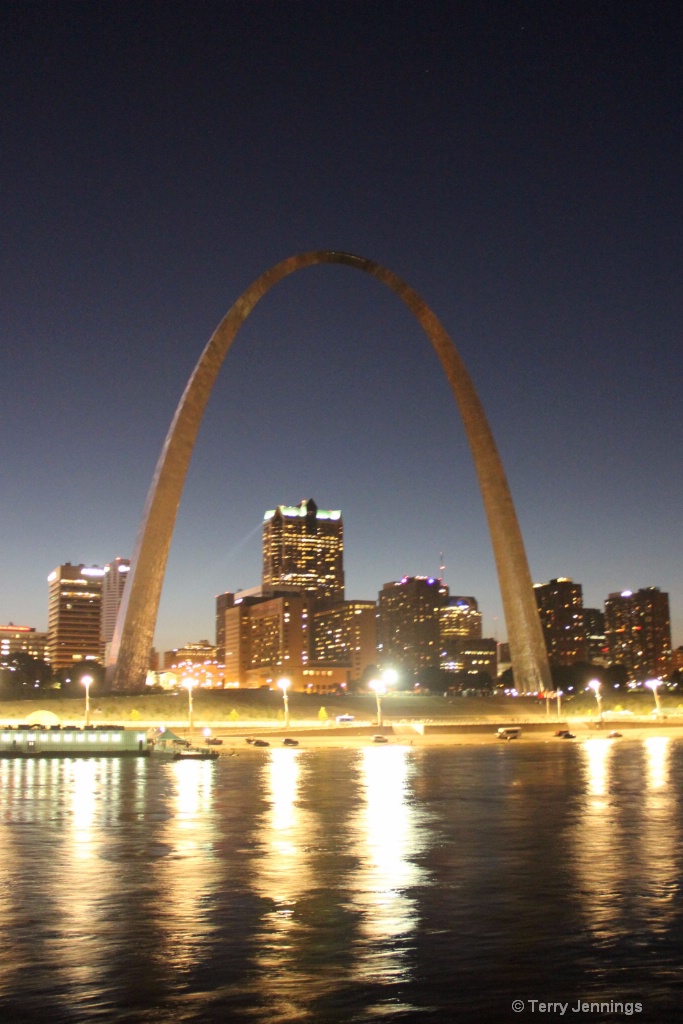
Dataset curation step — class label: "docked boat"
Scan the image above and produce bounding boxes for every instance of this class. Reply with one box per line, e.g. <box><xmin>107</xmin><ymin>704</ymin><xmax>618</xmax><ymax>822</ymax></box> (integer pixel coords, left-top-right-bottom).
<box><xmin>150</xmin><ymin>728</ymin><xmax>219</xmax><ymax>761</ymax></box>
<box><xmin>0</xmin><ymin>725</ymin><xmax>150</xmax><ymax>758</ymax></box>
<box><xmin>172</xmin><ymin>747</ymin><xmax>219</xmax><ymax>761</ymax></box>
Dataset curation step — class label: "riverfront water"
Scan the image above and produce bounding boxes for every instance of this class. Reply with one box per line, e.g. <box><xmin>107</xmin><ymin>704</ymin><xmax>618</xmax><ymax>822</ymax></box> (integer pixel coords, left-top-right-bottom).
<box><xmin>0</xmin><ymin>740</ymin><xmax>681</xmax><ymax>1023</ymax></box>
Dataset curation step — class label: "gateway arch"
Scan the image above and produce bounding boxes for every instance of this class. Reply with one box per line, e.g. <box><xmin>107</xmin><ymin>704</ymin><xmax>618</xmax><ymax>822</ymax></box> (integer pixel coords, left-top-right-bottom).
<box><xmin>107</xmin><ymin>251</ymin><xmax>551</xmax><ymax>694</ymax></box>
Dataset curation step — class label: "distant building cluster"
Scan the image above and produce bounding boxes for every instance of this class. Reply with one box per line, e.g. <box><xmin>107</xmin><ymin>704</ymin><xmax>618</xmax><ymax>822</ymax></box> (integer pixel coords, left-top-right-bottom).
<box><xmin>533</xmin><ymin>577</ymin><xmax>672</xmax><ymax>679</ymax></box>
<box><xmin>1</xmin><ymin>504</ymin><xmax>676</xmax><ymax>690</ymax></box>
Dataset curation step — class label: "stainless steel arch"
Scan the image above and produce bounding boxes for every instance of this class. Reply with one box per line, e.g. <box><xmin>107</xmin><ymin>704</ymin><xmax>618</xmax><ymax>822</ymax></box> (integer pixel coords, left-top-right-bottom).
<box><xmin>107</xmin><ymin>251</ymin><xmax>551</xmax><ymax>693</ymax></box>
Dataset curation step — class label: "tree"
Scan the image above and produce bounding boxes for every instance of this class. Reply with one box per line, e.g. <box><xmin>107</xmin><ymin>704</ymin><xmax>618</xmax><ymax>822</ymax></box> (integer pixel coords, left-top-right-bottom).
<box><xmin>56</xmin><ymin>663</ymin><xmax>105</xmax><ymax>696</ymax></box>
<box><xmin>0</xmin><ymin>653</ymin><xmax>53</xmax><ymax>698</ymax></box>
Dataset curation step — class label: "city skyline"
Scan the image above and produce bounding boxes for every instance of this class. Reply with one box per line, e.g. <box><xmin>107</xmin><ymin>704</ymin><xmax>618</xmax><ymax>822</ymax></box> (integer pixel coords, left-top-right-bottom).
<box><xmin>8</xmin><ymin>526</ymin><xmax>677</xmax><ymax>667</ymax></box>
<box><xmin>2</xmin><ymin>4</ymin><xmax>681</xmax><ymax>653</ymax></box>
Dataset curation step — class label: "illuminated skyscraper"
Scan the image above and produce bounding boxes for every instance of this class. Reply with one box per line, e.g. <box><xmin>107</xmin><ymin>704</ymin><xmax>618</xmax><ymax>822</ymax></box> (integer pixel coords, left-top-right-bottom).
<box><xmin>604</xmin><ymin>587</ymin><xmax>671</xmax><ymax>679</ymax></box>
<box><xmin>215</xmin><ymin>591</ymin><xmax>235</xmax><ymax>661</ymax></box>
<box><xmin>439</xmin><ymin>596</ymin><xmax>497</xmax><ymax>679</ymax></box>
<box><xmin>262</xmin><ymin>498</ymin><xmax>344</xmax><ymax>606</ymax></box>
<box><xmin>439</xmin><ymin>596</ymin><xmax>482</xmax><ymax>671</ymax></box>
<box><xmin>533</xmin><ymin>577</ymin><xmax>587</xmax><ymax>665</ymax></box>
<box><xmin>377</xmin><ymin>576</ymin><xmax>448</xmax><ymax>679</ymax></box>
<box><xmin>47</xmin><ymin>563</ymin><xmax>105</xmax><ymax>672</ymax></box>
<box><xmin>583</xmin><ymin>607</ymin><xmax>609</xmax><ymax>666</ymax></box>
<box><xmin>313</xmin><ymin>600</ymin><xmax>377</xmax><ymax>682</ymax></box>
<box><xmin>222</xmin><ymin>592</ymin><xmax>311</xmax><ymax>688</ymax></box>
<box><xmin>101</xmin><ymin>557</ymin><xmax>130</xmax><ymax>658</ymax></box>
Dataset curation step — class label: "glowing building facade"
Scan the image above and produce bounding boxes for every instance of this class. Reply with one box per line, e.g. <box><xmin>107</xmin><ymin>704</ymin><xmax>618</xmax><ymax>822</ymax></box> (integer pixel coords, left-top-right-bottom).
<box><xmin>439</xmin><ymin>596</ymin><xmax>482</xmax><ymax>671</ymax></box>
<box><xmin>47</xmin><ymin>563</ymin><xmax>105</xmax><ymax>672</ymax></box>
<box><xmin>313</xmin><ymin>600</ymin><xmax>377</xmax><ymax>682</ymax></box>
<box><xmin>533</xmin><ymin>577</ymin><xmax>587</xmax><ymax>665</ymax></box>
<box><xmin>604</xmin><ymin>587</ymin><xmax>671</xmax><ymax>679</ymax></box>
<box><xmin>0</xmin><ymin>625</ymin><xmax>48</xmax><ymax>663</ymax></box>
<box><xmin>245</xmin><ymin>593</ymin><xmax>310</xmax><ymax>688</ymax></box>
<box><xmin>101</xmin><ymin>557</ymin><xmax>130</xmax><ymax>658</ymax></box>
<box><xmin>262</xmin><ymin>499</ymin><xmax>344</xmax><ymax>607</ymax></box>
<box><xmin>215</xmin><ymin>591</ymin><xmax>235</xmax><ymax>661</ymax></box>
<box><xmin>377</xmin><ymin>576</ymin><xmax>448</xmax><ymax>679</ymax></box>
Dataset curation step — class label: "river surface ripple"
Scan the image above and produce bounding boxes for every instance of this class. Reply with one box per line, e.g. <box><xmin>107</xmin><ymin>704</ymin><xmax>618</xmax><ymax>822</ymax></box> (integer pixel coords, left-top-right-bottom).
<box><xmin>0</xmin><ymin>739</ymin><xmax>681</xmax><ymax>1023</ymax></box>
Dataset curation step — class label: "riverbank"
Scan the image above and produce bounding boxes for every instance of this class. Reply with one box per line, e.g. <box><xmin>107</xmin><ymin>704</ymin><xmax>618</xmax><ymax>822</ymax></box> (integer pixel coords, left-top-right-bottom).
<box><xmin>183</xmin><ymin>718</ymin><xmax>683</xmax><ymax>752</ymax></box>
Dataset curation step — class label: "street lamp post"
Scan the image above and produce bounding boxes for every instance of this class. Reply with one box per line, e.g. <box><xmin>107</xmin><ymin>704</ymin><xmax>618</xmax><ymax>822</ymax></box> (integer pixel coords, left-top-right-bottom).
<box><xmin>81</xmin><ymin>674</ymin><xmax>93</xmax><ymax>728</ymax></box>
<box><xmin>185</xmin><ymin>677</ymin><xmax>194</xmax><ymax>736</ymax></box>
<box><xmin>369</xmin><ymin>679</ymin><xmax>386</xmax><ymax>727</ymax></box>
<box><xmin>646</xmin><ymin>679</ymin><xmax>662</xmax><ymax>715</ymax></box>
<box><xmin>278</xmin><ymin>677</ymin><xmax>291</xmax><ymax>728</ymax></box>
<box><xmin>588</xmin><ymin>679</ymin><xmax>602</xmax><ymax>723</ymax></box>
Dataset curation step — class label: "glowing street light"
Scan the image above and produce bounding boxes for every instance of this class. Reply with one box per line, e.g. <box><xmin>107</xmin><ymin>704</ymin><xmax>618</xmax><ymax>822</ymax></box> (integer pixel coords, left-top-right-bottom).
<box><xmin>81</xmin><ymin>674</ymin><xmax>93</xmax><ymax>727</ymax></box>
<box><xmin>369</xmin><ymin>678</ymin><xmax>386</xmax><ymax>727</ymax></box>
<box><xmin>382</xmin><ymin>667</ymin><xmax>398</xmax><ymax>688</ymax></box>
<box><xmin>646</xmin><ymin>679</ymin><xmax>662</xmax><ymax>715</ymax></box>
<box><xmin>278</xmin><ymin>677</ymin><xmax>291</xmax><ymax>728</ymax></box>
<box><xmin>588</xmin><ymin>679</ymin><xmax>602</xmax><ymax>723</ymax></box>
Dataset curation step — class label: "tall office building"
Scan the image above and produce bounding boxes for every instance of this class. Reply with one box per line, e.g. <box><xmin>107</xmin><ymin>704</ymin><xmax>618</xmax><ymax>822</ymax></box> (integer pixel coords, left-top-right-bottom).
<box><xmin>222</xmin><ymin>592</ymin><xmax>317</xmax><ymax>689</ymax></box>
<box><xmin>262</xmin><ymin>499</ymin><xmax>344</xmax><ymax>607</ymax></box>
<box><xmin>377</xmin><ymin>576</ymin><xmax>449</xmax><ymax>679</ymax></box>
<box><xmin>447</xmin><ymin>638</ymin><xmax>498</xmax><ymax>681</ymax></box>
<box><xmin>533</xmin><ymin>577</ymin><xmax>587</xmax><ymax>665</ymax></box>
<box><xmin>604</xmin><ymin>587</ymin><xmax>671</xmax><ymax>679</ymax></box>
<box><xmin>215</xmin><ymin>592</ymin><xmax>235</xmax><ymax>661</ymax></box>
<box><xmin>101</xmin><ymin>557</ymin><xmax>130</xmax><ymax>657</ymax></box>
<box><xmin>47</xmin><ymin>563</ymin><xmax>105</xmax><ymax>672</ymax></box>
<box><xmin>583</xmin><ymin>607</ymin><xmax>609</xmax><ymax>666</ymax></box>
<box><xmin>439</xmin><ymin>596</ymin><xmax>482</xmax><ymax>671</ymax></box>
<box><xmin>313</xmin><ymin>600</ymin><xmax>377</xmax><ymax>682</ymax></box>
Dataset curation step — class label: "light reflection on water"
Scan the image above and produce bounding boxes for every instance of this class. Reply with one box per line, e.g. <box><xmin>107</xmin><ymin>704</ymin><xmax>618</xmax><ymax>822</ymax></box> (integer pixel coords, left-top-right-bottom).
<box><xmin>0</xmin><ymin>741</ymin><xmax>681</xmax><ymax>1022</ymax></box>
<box><xmin>350</xmin><ymin>746</ymin><xmax>425</xmax><ymax>980</ymax></box>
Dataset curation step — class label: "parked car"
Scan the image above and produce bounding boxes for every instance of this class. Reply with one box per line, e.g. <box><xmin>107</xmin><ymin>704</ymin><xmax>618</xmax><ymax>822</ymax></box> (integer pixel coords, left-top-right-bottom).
<box><xmin>497</xmin><ymin>727</ymin><xmax>521</xmax><ymax>741</ymax></box>
<box><xmin>335</xmin><ymin>714</ymin><xmax>355</xmax><ymax>723</ymax></box>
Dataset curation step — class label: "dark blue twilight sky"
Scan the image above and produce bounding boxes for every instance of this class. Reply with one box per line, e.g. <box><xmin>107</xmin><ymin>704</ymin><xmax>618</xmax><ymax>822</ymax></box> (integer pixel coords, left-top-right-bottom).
<box><xmin>1</xmin><ymin>2</ymin><xmax>681</xmax><ymax>654</ymax></box>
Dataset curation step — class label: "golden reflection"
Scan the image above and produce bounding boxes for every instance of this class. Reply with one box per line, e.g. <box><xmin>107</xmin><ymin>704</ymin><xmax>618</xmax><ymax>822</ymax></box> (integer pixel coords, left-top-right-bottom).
<box><xmin>268</xmin><ymin>746</ymin><xmax>300</xmax><ymax>841</ymax></box>
<box><xmin>70</xmin><ymin>759</ymin><xmax>98</xmax><ymax>846</ymax></box>
<box><xmin>0</xmin><ymin>763</ymin><xmax>22</xmax><ymax>993</ymax></box>
<box><xmin>583</xmin><ymin>737</ymin><xmax>612</xmax><ymax>797</ymax></box>
<box><xmin>250</xmin><ymin>748</ymin><xmax>324</xmax><ymax>1022</ymax></box>
<box><xmin>350</xmin><ymin>746</ymin><xmax>424</xmax><ymax>984</ymax></box>
<box><xmin>571</xmin><ymin>739</ymin><xmax>622</xmax><ymax>938</ymax></box>
<box><xmin>639</xmin><ymin>737</ymin><xmax>677</xmax><ymax>928</ymax></box>
<box><xmin>46</xmin><ymin>760</ymin><xmax>123</xmax><ymax>995</ymax></box>
<box><xmin>172</xmin><ymin>758</ymin><xmax>214</xmax><ymax>822</ymax></box>
<box><xmin>572</xmin><ymin>738</ymin><xmax>681</xmax><ymax>940</ymax></box>
<box><xmin>644</xmin><ymin>735</ymin><xmax>669</xmax><ymax>790</ymax></box>
<box><xmin>154</xmin><ymin>759</ymin><xmax>220</xmax><ymax>972</ymax></box>
<box><xmin>253</xmin><ymin>748</ymin><xmax>311</xmax><ymax>899</ymax></box>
